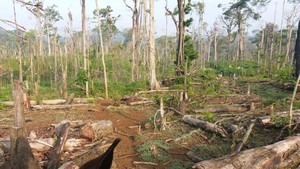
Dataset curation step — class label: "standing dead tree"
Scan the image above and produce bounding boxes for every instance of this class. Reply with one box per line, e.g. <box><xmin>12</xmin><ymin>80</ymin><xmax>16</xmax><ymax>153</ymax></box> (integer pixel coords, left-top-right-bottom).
<box><xmin>124</xmin><ymin>0</ymin><xmax>140</xmax><ymax>82</ymax></box>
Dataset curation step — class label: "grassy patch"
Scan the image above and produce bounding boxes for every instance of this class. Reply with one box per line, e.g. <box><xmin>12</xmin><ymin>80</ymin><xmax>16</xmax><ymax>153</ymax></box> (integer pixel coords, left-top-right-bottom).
<box><xmin>194</xmin><ymin>141</ymin><xmax>231</xmax><ymax>160</ymax></box>
<box><xmin>170</xmin><ymin>159</ymin><xmax>193</xmax><ymax>169</ymax></box>
<box><xmin>137</xmin><ymin>140</ymin><xmax>170</xmax><ymax>162</ymax></box>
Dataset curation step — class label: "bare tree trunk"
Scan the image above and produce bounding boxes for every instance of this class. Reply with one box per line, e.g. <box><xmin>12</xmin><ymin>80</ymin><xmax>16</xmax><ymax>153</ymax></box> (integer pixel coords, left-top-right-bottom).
<box><xmin>95</xmin><ymin>0</ymin><xmax>109</xmax><ymax>99</ymax></box>
<box><xmin>13</xmin><ymin>0</ymin><xmax>22</xmax><ymax>82</ymax></box>
<box><xmin>269</xmin><ymin>3</ymin><xmax>277</xmax><ymax>72</ymax></box>
<box><xmin>213</xmin><ymin>23</ymin><xmax>218</xmax><ymax>67</ymax></box>
<box><xmin>257</xmin><ymin>29</ymin><xmax>264</xmax><ymax>65</ymax></box>
<box><xmin>37</xmin><ymin>5</ymin><xmax>43</xmax><ymax>63</ymax></box>
<box><xmin>285</xmin><ymin>25</ymin><xmax>293</xmax><ymax>64</ymax></box>
<box><xmin>279</xmin><ymin>0</ymin><xmax>286</xmax><ymax>55</ymax></box>
<box><xmin>176</xmin><ymin>0</ymin><xmax>185</xmax><ymax>74</ymax></box>
<box><xmin>124</xmin><ymin>0</ymin><xmax>139</xmax><ymax>81</ymax></box>
<box><xmin>238</xmin><ymin>18</ymin><xmax>244</xmax><ymax>60</ymax></box>
<box><xmin>81</xmin><ymin>0</ymin><xmax>88</xmax><ymax>97</ymax></box>
<box><xmin>46</xmin><ymin>17</ymin><xmax>51</xmax><ymax>56</ymax></box>
<box><xmin>62</xmin><ymin>35</ymin><xmax>68</xmax><ymax>99</ymax></box>
<box><xmin>149</xmin><ymin>0</ymin><xmax>160</xmax><ymax>90</ymax></box>
<box><xmin>54</xmin><ymin>29</ymin><xmax>58</xmax><ymax>84</ymax></box>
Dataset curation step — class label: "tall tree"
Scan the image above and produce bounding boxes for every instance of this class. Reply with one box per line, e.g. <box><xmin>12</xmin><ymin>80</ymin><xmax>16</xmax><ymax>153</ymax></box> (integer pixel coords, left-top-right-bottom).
<box><xmin>221</xmin><ymin>0</ymin><xmax>270</xmax><ymax>60</ymax></box>
<box><xmin>176</xmin><ymin>0</ymin><xmax>184</xmax><ymax>72</ymax></box>
<box><xmin>284</xmin><ymin>5</ymin><xmax>299</xmax><ymax>65</ymax></box>
<box><xmin>43</xmin><ymin>5</ymin><xmax>62</xmax><ymax>56</ymax></box>
<box><xmin>13</xmin><ymin>0</ymin><xmax>23</xmax><ymax>82</ymax></box>
<box><xmin>92</xmin><ymin>6</ymin><xmax>120</xmax><ymax>53</ymax></box>
<box><xmin>81</xmin><ymin>0</ymin><xmax>88</xmax><ymax>97</ymax></box>
<box><xmin>220</xmin><ymin>13</ymin><xmax>236</xmax><ymax>61</ymax></box>
<box><xmin>149</xmin><ymin>0</ymin><xmax>160</xmax><ymax>90</ymax></box>
<box><xmin>124</xmin><ymin>0</ymin><xmax>140</xmax><ymax>82</ymax></box>
<box><xmin>95</xmin><ymin>0</ymin><xmax>109</xmax><ymax>99</ymax></box>
<box><xmin>194</xmin><ymin>1</ymin><xmax>205</xmax><ymax>67</ymax></box>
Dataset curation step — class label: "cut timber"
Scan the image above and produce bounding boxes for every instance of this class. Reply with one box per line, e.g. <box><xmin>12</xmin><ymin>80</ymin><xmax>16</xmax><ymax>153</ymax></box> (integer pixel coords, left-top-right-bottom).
<box><xmin>203</xmin><ymin>95</ymin><xmax>261</xmax><ymax>105</ymax></box>
<box><xmin>182</xmin><ymin>115</ymin><xmax>227</xmax><ymax>137</ymax></box>
<box><xmin>0</xmin><ymin>98</ymin><xmax>96</xmax><ymax>106</ymax></box>
<box><xmin>194</xmin><ymin>105</ymin><xmax>249</xmax><ymax>113</ymax></box>
<box><xmin>134</xmin><ymin>89</ymin><xmax>183</xmax><ymax>96</ymax></box>
<box><xmin>32</xmin><ymin>104</ymin><xmax>94</xmax><ymax>110</ymax></box>
<box><xmin>193</xmin><ymin>135</ymin><xmax>300</xmax><ymax>169</ymax></box>
<box><xmin>80</xmin><ymin>120</ymin><xmax>113</xmax><ymax>141</ymax></box>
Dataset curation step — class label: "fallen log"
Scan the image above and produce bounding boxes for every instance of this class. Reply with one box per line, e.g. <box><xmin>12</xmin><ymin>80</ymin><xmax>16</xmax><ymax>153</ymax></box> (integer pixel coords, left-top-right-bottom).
<box><xmin>193</xmin><ymin>135</ymin><xmax>300</xmax><ymax>169</ymax></box>
<box><xmin>80</xmin><ymin>120</ymin><xmax>113</xmax><ymax>141</ymax></box>
<box><xmin>203</xmin><ymin>95</ymin><xmax>261</xmax><ymax>105</ymax></box>
<box><xmin>32</xmin><ymin>104</ymin><xmax>94</xmax><ymax>110</ymax></box>
<box><xmin>194</xmin><ymin>105</ymin><xmax>249</xmax><ymax>113</ymax></box>
<box><xmin>182</xmin><ymin>115</ymin><xmax>227</xmax><ymax>137</ymax></box>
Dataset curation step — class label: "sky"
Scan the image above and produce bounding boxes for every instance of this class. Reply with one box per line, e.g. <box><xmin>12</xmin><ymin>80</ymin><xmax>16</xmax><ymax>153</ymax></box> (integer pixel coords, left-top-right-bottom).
<box><xmin>0</xmin><ymin>0</ymin><xmax>296</xmax><ymax>37</ymax></box>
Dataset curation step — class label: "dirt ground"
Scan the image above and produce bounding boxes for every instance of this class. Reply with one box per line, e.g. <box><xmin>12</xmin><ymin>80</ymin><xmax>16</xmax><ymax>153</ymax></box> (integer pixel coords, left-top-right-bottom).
<box><xmin>0</xmin><ymin>99</ymin><xmax>188</xmax><ymax>169</ymax></box>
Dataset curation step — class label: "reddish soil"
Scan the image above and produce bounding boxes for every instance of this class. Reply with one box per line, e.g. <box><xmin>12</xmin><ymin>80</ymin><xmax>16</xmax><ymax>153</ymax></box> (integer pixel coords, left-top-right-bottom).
<box><xmin>1</xmin><ymin>99</ymin><xmax>188</xmax><ymax>169</ymax></box>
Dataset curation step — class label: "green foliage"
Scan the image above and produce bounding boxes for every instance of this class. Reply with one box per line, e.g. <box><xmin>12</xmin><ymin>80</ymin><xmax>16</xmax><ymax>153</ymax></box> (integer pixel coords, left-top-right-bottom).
<box><xmin>74</xmin><ymin>69</ymin><xmax>88</xmax><ymax>86</ymax></box>
<box><xmin>0</xmin><ymin>104</ymin><xmax>7</xmax><ymax>110</ymax></box>
<box><xmin>271</xmin><ymin>115</ymin><xmax>289</xmax><ymax>127</ymax></box>
<box><xmin>171</xmin><ymin>159</ymin><xmax>193</xmax><ymax>169</ymax></box>
<box><xmin>137</xmin><ymin>140</ymin><xmax>170</xmax><ymax>162</ymax></box>
<box><xmin>209</xmin><ymin>60</ymin><xmax>261</xmax><ymax>77</ymax></box>
<box><xmin>184</xmin><ymin>35</ymin><xmax>198</xmax><ymax>64</ymax></box>
<box><xmin>203</xmin><ymin>112</ymin><xmax>216</xmax><ymax>122</ymax></box>
<box><xmin>105</xmin><ymin>80</ymin><xmax>148</xmax><ymax>98</ymax></box>
<box><xmin>272</xmin><ymin>67</ymin><xmax>294</xmax><ymax>84</ymax></box>
<box><xmin>195</xmin><ymin>142</ymin><xmax>231</xmax><ymax>160</ymax></box>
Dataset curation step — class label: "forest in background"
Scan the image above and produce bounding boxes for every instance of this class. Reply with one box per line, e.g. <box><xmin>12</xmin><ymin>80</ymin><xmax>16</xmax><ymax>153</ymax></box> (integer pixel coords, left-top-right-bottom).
<box><xmin>0</xmin><ymin>0</ymin><xmax>299</xmax><ymax>101</ymax></box>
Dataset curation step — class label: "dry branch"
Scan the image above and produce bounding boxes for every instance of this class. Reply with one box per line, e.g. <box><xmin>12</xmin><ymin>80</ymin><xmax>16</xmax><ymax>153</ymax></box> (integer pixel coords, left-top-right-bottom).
<box><xmin>193</xmin><ymin>135</ymin><xmax>300</xmax><ymax>169</ymax></box>
<box><xmin>233</xmin><ymin>122</ymin><xmax>255</xmax><ymax>153</ymax></box>
<box><xmin>182</xmin><ymin>115</ymin><xmax>227</xmax><ymax>137</ymax></box>
<box><xmin>47</xmin><ymin>122</ymin><xmax>70</xmax><ymax>169</ymax></box>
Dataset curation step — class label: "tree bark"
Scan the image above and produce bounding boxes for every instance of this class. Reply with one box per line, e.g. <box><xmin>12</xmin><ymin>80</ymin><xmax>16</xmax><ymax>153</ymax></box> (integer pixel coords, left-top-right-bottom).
<box><xmin>182</xmin><ymin>115</ymin><xmax>227</xmax><ymax>137</ymax></box>
<box><xmin>81</xmin><ymin>0</ymin><xmax>88</xmax><ymax>97</ymax></box>
<box><xmin>13</xmin><ymin>0</ymin><xmax>22</xmax><ymax>82</ymax></box>
<box><xmin>95</xmin><ymin>0</ymin><xmax>109</xmax><ymax>99</ymax></box>
<box><xmin>149</xmin><ymin>0</ymin><xmax>160</xmax><ymax>90</ymax></box>
<box><xmin>193</xmin><ymin>136</ymin><xmax>300</xmax><ymax>169</ymax></box>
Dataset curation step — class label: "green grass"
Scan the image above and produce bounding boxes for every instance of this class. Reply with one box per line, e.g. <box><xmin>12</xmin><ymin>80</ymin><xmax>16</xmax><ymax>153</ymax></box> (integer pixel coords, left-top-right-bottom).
<box><xmin>137</xmin><ymin>140</ymin><xmax>170</xmax><ymax>162</ymax></box>
<box><xmin>194</xmin><ymin>141</ymin><xmax>231</xmax><ymax>160</ymax></box>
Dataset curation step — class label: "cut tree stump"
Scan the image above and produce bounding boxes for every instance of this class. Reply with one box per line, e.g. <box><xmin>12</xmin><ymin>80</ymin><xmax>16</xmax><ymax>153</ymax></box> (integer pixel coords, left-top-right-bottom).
<box><xmin>194</xmin><ymin>105</ymin><xmax>249</xmax><ymax>113</ymax></box>
<box><xmin>193</xmin><ymin>135</ymin><xmax>300</xmax><ymax>169</ymax></box>
<box><xmin>182</xmin><ymin>115</ymin><xmax>227</xmax><ymax>137</ymax></box>
<box><xmin>10</xmin><ymin>81</ymin><xmax>40</xmax><ymax>169</ymax></box>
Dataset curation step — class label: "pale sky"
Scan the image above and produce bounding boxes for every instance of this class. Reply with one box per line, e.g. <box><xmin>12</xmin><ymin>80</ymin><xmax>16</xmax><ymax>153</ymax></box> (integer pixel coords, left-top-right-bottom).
<box><xmin>0</xmin><ymin>0</ymin><xmax>295</xmax><ymax>37</ymax></box>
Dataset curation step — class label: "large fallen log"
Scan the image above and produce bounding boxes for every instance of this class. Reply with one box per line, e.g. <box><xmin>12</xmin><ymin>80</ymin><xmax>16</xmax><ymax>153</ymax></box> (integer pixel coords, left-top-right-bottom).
<box><xmin>193</xmin><ymin>135</ymin><xmax>300</xmax><ymax>169</ymax></box>
<box><xmin>182</xmin><ymin>115</ymin><xmax>227</xmax><ymax>137</ymax></box>
<box><xmin>194</xmin><ymin>105</ymin><xmax>249</xmax><ymax>113</ymax></box>
<box><xmin>32</xmin><ymin>104</ymin><xmax>94</xmax><ymax>110</ymax></box>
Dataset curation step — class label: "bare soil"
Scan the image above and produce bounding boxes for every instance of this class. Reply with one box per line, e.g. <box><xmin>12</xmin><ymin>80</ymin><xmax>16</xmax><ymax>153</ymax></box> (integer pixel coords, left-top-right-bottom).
<box><xmin>0</xmin><ymin>99</ymin><xmax>190</xmax><ymax>169</ymax></box>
